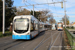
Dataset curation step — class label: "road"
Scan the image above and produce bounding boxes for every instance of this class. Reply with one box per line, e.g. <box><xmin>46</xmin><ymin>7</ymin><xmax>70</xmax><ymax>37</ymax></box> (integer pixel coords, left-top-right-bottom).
<box><xmin>0</xmin><ymin>30</ymin><xmax>64</xmax><ymax>50</ymax></box>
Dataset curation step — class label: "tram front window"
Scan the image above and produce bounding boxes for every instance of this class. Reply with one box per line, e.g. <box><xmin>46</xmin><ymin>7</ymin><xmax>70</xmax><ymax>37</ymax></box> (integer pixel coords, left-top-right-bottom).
<box><xmin>58</xmin><ymin>24</ymin><xmax>61</xmax><ymax>27</ymax></box>
<box><xmin>14</xmin><ymin>18</ymin><xmax>29</xmax><ymax>33</ymax></box>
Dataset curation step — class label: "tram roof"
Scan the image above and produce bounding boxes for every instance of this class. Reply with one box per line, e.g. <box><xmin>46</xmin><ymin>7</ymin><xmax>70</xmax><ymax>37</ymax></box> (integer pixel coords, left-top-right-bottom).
<box><xmin>45</xmin><ymin>22</ymin><xmax>51</xmax><ymax>25</ymax></box>
<box><xmin>14</xmin><ymin>15</ymin><xmax>38</xmax><ymax>21</ymax></box>
<box><xmin>39</xmin><ymin>22</ymin><xmax>45</xmax><ymax>24</ymax></box>
<box><xmin>39</xmin><ymin>22</ymin><xmax>51</xmax><ymax>25</ymax></box>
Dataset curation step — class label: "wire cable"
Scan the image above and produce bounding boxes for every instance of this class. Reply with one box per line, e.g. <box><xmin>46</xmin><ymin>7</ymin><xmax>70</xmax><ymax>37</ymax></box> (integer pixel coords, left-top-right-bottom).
<box><xmin>26</xmin><ymin>1</ymin><xmax>40</xmax><ymax>11</ymax></box>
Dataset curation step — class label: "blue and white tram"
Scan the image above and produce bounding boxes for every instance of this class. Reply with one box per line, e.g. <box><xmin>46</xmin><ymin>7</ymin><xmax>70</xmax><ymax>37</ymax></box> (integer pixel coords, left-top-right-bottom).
<box><xmin>12</xmin><ymin>15</ymin><xmax>39</xmax><ymax>40</ymax></box>
<box><xmin>44</xmin><ymin>23</ymin><xmax>51</xmax><ymax>30</ymax></box>
<box><xmin>39</xmin><ymin>22</ymin><xmax>46</xmax><ymax>32</ymax></box>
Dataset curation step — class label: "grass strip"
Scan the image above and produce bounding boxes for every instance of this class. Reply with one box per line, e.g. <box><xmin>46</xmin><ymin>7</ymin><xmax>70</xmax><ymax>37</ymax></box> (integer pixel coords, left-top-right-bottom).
<box><xmin>0</xmin><ymin>31</ymin><xmax>12</xmax><ymax>38</ymax></box>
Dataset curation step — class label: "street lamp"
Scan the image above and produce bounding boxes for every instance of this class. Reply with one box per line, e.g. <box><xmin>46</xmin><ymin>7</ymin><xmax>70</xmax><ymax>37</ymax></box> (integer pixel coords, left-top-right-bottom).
<box><xmin>3</xmin><ymin>0</ymin><xmax>5</xmax><ymax>34</ymax></box>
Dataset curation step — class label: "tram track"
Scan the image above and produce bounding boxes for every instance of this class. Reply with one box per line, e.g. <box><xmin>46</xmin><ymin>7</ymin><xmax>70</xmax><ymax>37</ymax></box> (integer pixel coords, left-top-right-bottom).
<box><xmin>0</xmin><ymin>30</ymin><xmax>63</xmax><ymax>50</ymax></box>
<box><xmin>0</xmin><ymin>40</ymin><xmax>26</xmax><ymax>50</ymax></box>
<box><xmin>0</xmin><ymin>31</ymin><xmax>46</xmax><ymax>50</ymax></box>
<box><xmin>5</xmin><ymin>30</ymin><xmax>52</xmax><ymax>50</ymax></box>
<box><xmin>48</xmin><ymin>32</ymin><xmax>61</xmax><ymax>50</ymax></box>
<box><xmin>34</xmin><ymin>30</ymin><xmax>59</xmax><ymax>50</ymax></box>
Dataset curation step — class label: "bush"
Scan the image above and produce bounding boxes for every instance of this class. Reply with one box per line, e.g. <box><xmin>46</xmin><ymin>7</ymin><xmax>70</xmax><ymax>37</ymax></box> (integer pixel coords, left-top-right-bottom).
<box><xmin>66</xmin><ymin>26</ymin><xmax>69</xmax><ymax>28</ymax></box>
<box><xmin>71</xmin><ymin>26</ymin><xmax>74</xmax><ymax>29</ymax></box>
<box><xmin>0</xmin><ymin>31</ymin><xmax>12</xmax><ymax>37</ymax></box>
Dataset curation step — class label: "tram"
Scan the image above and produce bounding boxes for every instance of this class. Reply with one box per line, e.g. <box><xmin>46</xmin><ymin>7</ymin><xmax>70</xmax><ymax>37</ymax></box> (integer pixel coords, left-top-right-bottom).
<box><xmin>45</xmin><ymin>23</ymin><xmax>51</xmax><ymax>30</ymax></box>
<box><xmin>12</xmin><ymin>15</ymin><xmax>50</xmax><ymax>40</ymax></box>
<box><xmin>57</xmin><ymin>22</ymin><xmax>63</xmax><ymax>31</ymax></box>
<box><xmin>39</xmin><ymin>22</ymin><xmax>46</xmax><ymax>32</ymax></box>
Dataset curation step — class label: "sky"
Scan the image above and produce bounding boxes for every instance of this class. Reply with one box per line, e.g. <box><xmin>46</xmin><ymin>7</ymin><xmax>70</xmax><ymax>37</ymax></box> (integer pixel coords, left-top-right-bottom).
<box><xmin>13</xmin><ymin>0</ymin><xmax>75</xmax><ymax>23</ymax></box>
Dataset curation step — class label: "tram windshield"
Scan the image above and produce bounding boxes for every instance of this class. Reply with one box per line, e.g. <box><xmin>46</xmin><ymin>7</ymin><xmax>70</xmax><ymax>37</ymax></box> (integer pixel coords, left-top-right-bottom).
<box><xmin>58</xmin><ymin>24</ymin><xmax>62</xmax><ymax>27</ymax></box>
<box><xmin>14</xmin><ymin>18</ymin><xmax>29</xmax><ymax>33</ymax></box>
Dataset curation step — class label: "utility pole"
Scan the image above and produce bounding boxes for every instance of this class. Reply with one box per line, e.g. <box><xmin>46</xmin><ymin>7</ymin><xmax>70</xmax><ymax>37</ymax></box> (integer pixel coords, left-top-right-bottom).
<box><xmin>64</xmin><ymin>0</ymin><xmax>66</xmax><ymax>28</ymax></box>
<box><xmin>3</xmin><ymin>0</ymin><xmax>5</xmax><ymax>34</ymax></box>
<box><xmin>33</xmin><ymin>5</ymin><xmax>34</xmax><ymax>16</ymax></box>
<box><xmin>2</xmin><ymin>0</ymin><xmax>15</xmax><ymax>34</ymax></box>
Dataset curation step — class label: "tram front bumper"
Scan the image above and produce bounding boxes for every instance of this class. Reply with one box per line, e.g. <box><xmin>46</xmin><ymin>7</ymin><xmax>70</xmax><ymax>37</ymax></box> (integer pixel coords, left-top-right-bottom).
<box><xmin>12</xmin><ymin>35</ymin><xmax>31</xmax><ymax>40</ymax></box>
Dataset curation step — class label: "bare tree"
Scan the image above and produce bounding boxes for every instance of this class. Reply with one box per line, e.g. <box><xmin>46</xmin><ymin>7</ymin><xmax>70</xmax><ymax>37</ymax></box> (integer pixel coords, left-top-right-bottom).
<box><xmin>61</xmin><ymin>15</ymin><xmax>69</xmax><ymax>25</ymax></box>
<box><xmin>16</xmin><ymin>8</ymin><xmax>30</xmax><ymax>15</ymax></box>
<box><xmin>39</xmin><ymin>9</ymin><xmax>52</xmax><ymax>22</ymax></box>
<box><xmin>49</xmin><ymin>17</ymin><xmax>56</xmax><ymax>24</ymax></box>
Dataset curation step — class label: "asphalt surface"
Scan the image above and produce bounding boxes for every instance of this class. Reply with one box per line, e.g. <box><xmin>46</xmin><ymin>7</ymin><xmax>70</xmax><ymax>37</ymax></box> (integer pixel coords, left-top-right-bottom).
<box><xmin>0</xmin><ymin>30</ymin><xmax>64</xmax><ymax>50</ymax></box>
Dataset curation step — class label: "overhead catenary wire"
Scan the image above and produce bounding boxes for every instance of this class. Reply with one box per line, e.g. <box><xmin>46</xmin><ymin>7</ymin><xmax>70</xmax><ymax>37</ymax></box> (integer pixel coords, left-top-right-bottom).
<box><xmin>23</xmin><ymin>0</ymin><xmax>33</xmax><ymax>10</ymax></box>
<box><xmin>52</xmin><ymin>0</ymin><xmax>57</xmax><ymax>12</ymax></box>
<box><xmin>21</xmin><ymin>0</ymin><xmax>65</xmax><ymax>17</ymax></box>
<box><xmin>26</xmin><ymin>1</ymin><xmax>40</xmax><ymax>11</ymax></box>
<box><xmin>19</xmin><ymin>1</ymin><xmax>66</xmax><ymax>8</ymax></box>
<box><xmin>51</xmin><ymin>0</ymin><xmax>58</xmax><ymax>17</ymax></box>
<box><xmin>51</xmin><ymin>0</ymin><xmax>63</xmax><ymax>17</ymax></box>
<box><xmin>26</xmin><ymin>0</ymin><xmax>50</xmax><ymax>10</ymax></box>
<box><xmin>25</xmin><ymin>1</ymin><xmax>41</xmax><ymax>15</ymax></box>
<box><xmin>46</xmin><ymin>0</ymin><xmax>49</xmax><ymax>10</ymax></box>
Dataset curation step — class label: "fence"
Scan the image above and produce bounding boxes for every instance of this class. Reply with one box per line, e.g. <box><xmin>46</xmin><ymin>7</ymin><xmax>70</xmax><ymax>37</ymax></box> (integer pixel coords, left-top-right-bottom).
<box><xmin>64</xmin><ymin>28</ymin><xmax>75</xmax><ymax>50</ymax></box>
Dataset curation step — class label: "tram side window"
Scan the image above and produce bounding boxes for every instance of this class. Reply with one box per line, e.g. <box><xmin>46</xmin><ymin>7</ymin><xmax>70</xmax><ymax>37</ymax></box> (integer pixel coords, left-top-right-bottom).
<box><xmin>31</xmin><ymin>20</ymin><xmax>35</xmax><ymax>31</ymax></box>
<box><xmin>30</xmin><ymin>20</ymin><xmax>38</xmax><ymax>31</ymax></box>
<box><xmin>45</xmin><ymin>25</ymin><xmax>47</xmax><ymax>28</ymax></box>
<box><xmin>35</xmin><ymin>24</ymin><xmax>38</xmax><ymax>30</ymax></box>
<box><xmin>39</xmin><ymin>24</ymin><xmax>43</xmax><ymax>29</ymax></box>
